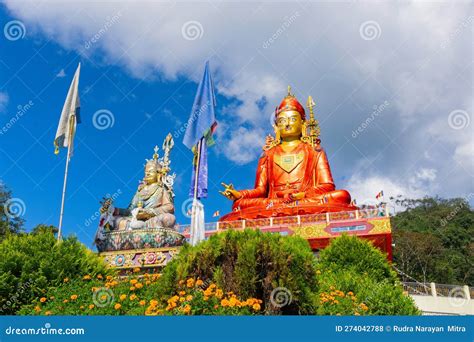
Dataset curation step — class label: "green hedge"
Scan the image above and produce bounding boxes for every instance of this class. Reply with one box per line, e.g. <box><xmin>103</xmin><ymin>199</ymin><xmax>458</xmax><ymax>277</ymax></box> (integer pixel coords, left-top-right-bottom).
<box><xmin>0</xmin><ymin>231</ymin><xmax>110</xmax><ymax>314</ymax></box>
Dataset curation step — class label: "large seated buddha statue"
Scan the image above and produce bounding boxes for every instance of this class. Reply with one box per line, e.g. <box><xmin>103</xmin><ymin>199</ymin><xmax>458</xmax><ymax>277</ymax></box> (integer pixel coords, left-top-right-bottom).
<box><xmin>219</xmin><ymin>87</ymin><xmax>356</xmax><ymax>221</ymax></box>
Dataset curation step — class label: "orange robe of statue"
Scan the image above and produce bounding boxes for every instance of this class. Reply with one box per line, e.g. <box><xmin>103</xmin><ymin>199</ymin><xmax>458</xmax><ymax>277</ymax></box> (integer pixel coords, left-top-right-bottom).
<box><xmin>220</xmin><ymin>142</ymin><xmax>354</xmax><ymax>221</ymax></box>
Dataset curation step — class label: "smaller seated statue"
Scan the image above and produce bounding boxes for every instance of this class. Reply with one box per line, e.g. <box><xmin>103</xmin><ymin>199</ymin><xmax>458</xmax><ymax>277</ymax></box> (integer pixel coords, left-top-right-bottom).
<box><xmin>95</xmin><ymin>134</ymin><xmax>179</xmax><ymax>247</ymax></box>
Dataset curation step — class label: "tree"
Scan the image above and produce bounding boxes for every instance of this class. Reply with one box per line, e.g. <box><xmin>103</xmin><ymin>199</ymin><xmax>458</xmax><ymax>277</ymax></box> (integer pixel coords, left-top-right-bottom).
<box><xmin>392</xmin><ymin>196</ymin><xmax>473</xmax><ymax>285</ymax></box>
<box><xmin>0</xmin><ymin>183</ymin><xmax>24</xmax><ymax>239</ymax></box>
<box><xmin>31</xmin><ymin>224</ymin><xmax>58</xmax><ymax>236</ymax></box>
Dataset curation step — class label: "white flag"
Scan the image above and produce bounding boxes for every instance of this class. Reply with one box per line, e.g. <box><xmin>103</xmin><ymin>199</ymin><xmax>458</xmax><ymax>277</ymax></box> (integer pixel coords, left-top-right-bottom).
<box><xmin>54</xmin><ymin>63</ymin><xmax>81</xmax><ymax>155</ymax></box>
<box><xmin>190</xmin><ymin>198</ymin><xmax>205</xmax><ymax>246</ymax></box>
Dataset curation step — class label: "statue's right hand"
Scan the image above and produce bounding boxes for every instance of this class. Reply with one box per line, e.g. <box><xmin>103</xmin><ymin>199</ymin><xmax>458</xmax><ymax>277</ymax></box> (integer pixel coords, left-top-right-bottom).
<box><xmin>219</xmin><ymin>182</ymin><xmax>242</xmax><ymax>201</ymax></box>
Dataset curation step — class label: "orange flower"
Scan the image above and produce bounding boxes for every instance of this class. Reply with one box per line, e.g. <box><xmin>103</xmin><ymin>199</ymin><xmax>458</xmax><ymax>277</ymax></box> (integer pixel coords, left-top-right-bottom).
<box><xmin>183</xmin><ymin>304</ymin><xmax>191</xmax><ymax>314</ymax></box>
<box><xmin>106</xmin><ymin>275</ymin><xmax>113</xmax><ymax>281</ymax></box>
<box><xmin>70</xmin><ymin>295</ymin><xmax>78</xmax><ymax>300</ymax></box>
<box><xmin>40</xmin><ymin>297</ymin><xmax>47</xmax><ymax>303</ymax></box>
<box><xmin>145</xmin><ymin>280</ymin><xmax>151</xmax><ymax>286</ymax></box>
<box><xmin>130</xmin><ymin>279</ymin><xmax>138</xmax><ymax>285</ymax></box>
<box><xmin>120</xmin><ymin>294</ymin><xmax>127</xmax><ymax>301</ymax></box>
<box><xmin>83</xmin><ymin>275</ymin><xmax>91</xmax><ymax>280</ymax></box>
<box><xmin>186</xmin><ymin>278</ymin><xmax>195</xmax><ymax>288</ymax></box>
<box><xmin>63</xmin><ymin>299</ymin><xmax>68</xmax><ymax>303</ymax></box>
<box><xmin>196</xmin><ymin>279</ymin><xmax>204</xmax><ymax>286</ymax></box>
<box><xmin>114</xmin><ymin>303</ymin><xmax>122</xmax><ymax>310</ymax></box>
<box><xmin>133</xmin><ymin>267</ymin><xmax>141</xmax><ymax>273</ymax></box>
<box><xmin>63</xmin><ymin>277</ymin><xmax>69</xmax><ymax>283</ymax></box>
<box><xmin>134</xmin><ymin>283</ymin><xmax>143</xmax><ymax>289</ymax></box>
<box><xmin>252</xmin><ymin>303</ymin><xmax>261</xmax><ymax>311</ymax></box>
<box><xmin>88</xmin><ymin>304</ymin><xmax>95</xmax><ymax>309</ymax></box>
<box><xmin>130</xmin><ymin>294</ymin><xmax>137</xmax><ymax>301</ymax></box>
<box><xmin>221</xmin><ymin>299</ymin><xmax>229</xmax><ymax>307</ymax></box>
<box><xmin>149</xmin><ymin>299</ymin><xmax>159</xmax><ymax>307</ymax></box>
<box><xmin>139</xmin><ymin>300</ymin><xmax>146</xmax><ymax>306</ymax></box>
<box><xmin>215</xmin><ymin>289</ymin><xmax>223</xmax><ymax>299</ymax></box>
<box><xmin>45</xmin><ymin>311</ymin><xmax>52</xmax><ymax>316</ymax></box>
<box><xmin>130</xmin><ymin>287</ymin><xmax>136</xmax><ymax>291</ymax></box>
<box><xmin>97</xmin><ymin>274</ymin><xmax>103</xmax><ymax>279</ymax></box>
<box><xmin>34</xmin><ymin>305</ymin><xmax>41</xmax><ymax>313</ymax></box>
<box><xmin>179</xmin><ymin>297</ymin><xmax>185</xmax><ymax>302</ymax></box>
<box><xmin>186</xmin><ymin>295</ymin><xmax>193</xmax><ymax>301</ymax></box>
<box><xmin>179</xmin><ymin>291</ymin><xmax>186</xmax><ymax>296</ymax></box>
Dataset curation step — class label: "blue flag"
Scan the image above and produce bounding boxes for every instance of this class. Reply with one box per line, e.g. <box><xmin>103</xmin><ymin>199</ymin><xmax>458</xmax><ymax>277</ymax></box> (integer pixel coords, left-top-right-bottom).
<box><xmin>183</xmin><ymin>61</ymin><xmax>217</xmax><ymax>199</ymax></box>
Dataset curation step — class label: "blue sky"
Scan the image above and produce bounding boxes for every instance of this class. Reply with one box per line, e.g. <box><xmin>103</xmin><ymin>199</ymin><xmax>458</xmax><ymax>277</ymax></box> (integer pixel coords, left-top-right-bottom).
<box><xmin>0</xmin><ymin>1</ymin><xmax>472</xmax><ymax>247</ymax></box>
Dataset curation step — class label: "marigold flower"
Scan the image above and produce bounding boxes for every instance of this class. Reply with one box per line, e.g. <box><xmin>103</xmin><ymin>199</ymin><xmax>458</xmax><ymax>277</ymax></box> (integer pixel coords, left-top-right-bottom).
<box><xmin>97</xmin><ymin>274</ymin><xmax>103</xmax><ymax>279</ymax></box>
<box><xmin>106</xmin><ymin>275</ymin><xmax>113</xmax><ymax>280</ymax></box>
<box><xmin>183</xmin><ymin>304</ymin><xmax>191</xmax><ymax>314</ymax></box>
<box><xmin>252</xmin><ymin>303</ymin><xmax>261</xmax><ymax>311</ymax></box>
<box><xmin>63</xmin><ymin>277</ymin><xmax>69</xmax><ymax>283</ymax></box>
<box><xmin>114</xmin><ymin>303</ymin><xmax>122</xmax><ymax>310</ymax></box>
<box><xmin>80</xmin><ymin>306</ymin><xmax>84</xmax><ymax>309</ymax></box>
<box><xmin>179</xmin><ymin>297</ymin><xmax>185</xmax><ymax>302</ymax></box>
<box><xmin>179</xmin><ymin>291</ymin><xmax>186</xmax><ymax>296</ymax></box>
<box><xmin>149</xmin><ymin>300</ymin><xmax>159</xmax><ymax>307</ymax></box>
<box><xmin>130</xmin><ymin>294</ymin><xmax>137</xmax><ymax>301</ymax></box>
<box><xmin>215</xmin><ymin>289</ymin><xmax>223</xmax><ymax>299</ymax></box>
<box><xmin>83</xmin><ymin>275</ymin><xmax>91</xmax><ymax>280</ymax></box>
<box><xmin>196</xmin><ymin>279</ymin><xmax>204</xmax><ymax>286</ymax></box>
<box><xmin>34</xmin><ymin>305</ymin><xmax>41</xmax><ymax>312</ymax></box>
<box><xmin>214</xmin><ymin>304</ymin><xmax>219</xmax><ymax>309</ymax></box>
<box><xmin>145</xmin><ymin>280</ymin><xmax>151</xmax><ymax>285</ymax></box>
<box><xmin>130</xmin><ymin>287</ymin><xmax>136</xmax><ymax>291</ymax></box>
<box><xmin>40</xmin><ymin>297</ymin><xmax>47</xmax><ymax>303</ymax></box>
<box><xmin>89</xmin><ymin>304</ymin><xmax>95</xmax><ymax>309</ymax></box>
<box><xmin>130</xmin><ymin>279</ymin><xmax>138</xmax><ymax>285</ymax></box>
<box><xmin>221</xmin><ymin>299</ymin><xmax>229</xmax><ymax>307</ymax></box>
<box><xmin>179</xmin><ymin>279</ymin><xmax>185</xmax><ymax>285</ymax></box>
<box><xmin>70</xmin><ymin>295</ymin><xmax>78</xmax><ymax>300</ymax></box>
<box><xmin>186</xmin><ymin>278</ymin><xmax>195</xmax><ymax>288</ymax></box>
<box><xmin>186</xmin><ymin>295</ymin><xmax>193</xmax><ymax>301</ymax></box>
<box><xmin>133</xmin><ymin>267</ymin><xmax>141</xmax><ymax>273</ymax></box>
<box><xmin>63</xmin><ymin>299</ymin><xmax>68</xmax><ymax>303</ymax></box>
<box><xmin>45</xmin><ymin>311</ymin><xmax>52</xmax><ymax>316</ymax></box>
<box><xmin>139</xmin><ymin>300</ymin><xmax>146</xmax><ymax>306</ymax></box>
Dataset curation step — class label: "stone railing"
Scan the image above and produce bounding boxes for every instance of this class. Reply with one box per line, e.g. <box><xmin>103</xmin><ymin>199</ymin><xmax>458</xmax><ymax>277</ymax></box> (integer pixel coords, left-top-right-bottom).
<box><xmin>176</xmin><ymin>206</ymin><xmax>390</xmax><ymax>234</ymax></box>
<box><xmin>403</xmin><ymin>282</ymin><xmax>473</xmax><ymax>299</ymax></box>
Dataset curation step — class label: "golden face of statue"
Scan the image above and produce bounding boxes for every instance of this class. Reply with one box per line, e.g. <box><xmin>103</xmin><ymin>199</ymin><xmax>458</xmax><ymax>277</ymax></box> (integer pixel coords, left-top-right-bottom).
<box><xmin>276</xmin><ymin>110</ymin><xmax>303</xmax><ymax>139</ymax></box>
<box><xmin>144</xmin><ymin>164</ymin><xmax>159</xmax><ymax>185</ymax></box>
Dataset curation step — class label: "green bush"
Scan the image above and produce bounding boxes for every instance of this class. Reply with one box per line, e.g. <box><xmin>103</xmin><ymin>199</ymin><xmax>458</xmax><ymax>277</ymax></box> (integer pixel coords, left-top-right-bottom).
<box><xmin>316</xmin><ymin>235</ymin><xmax>419</xmax><ymax>315</ymax></box>
<box><xmin>318</xmin><ymin>234</ymin><xmax>398</xmax><ymax>284</ymax></box>
<box><xmin>156</xmin><ymin>229</ymin><xmax>319</xmax><ymax>315</ymax></box>
<box><xmin>0</xmin><ymin>231</ymin><xmax>110</xmax><ymax>314</ymax></box>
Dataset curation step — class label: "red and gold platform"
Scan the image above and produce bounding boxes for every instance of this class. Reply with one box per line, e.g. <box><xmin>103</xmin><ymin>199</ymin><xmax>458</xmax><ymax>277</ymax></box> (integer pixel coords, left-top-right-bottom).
<box><xmin>179</xmin><ymin>206</ymin><xmax>392</xmax><ymax>260</ymax></box>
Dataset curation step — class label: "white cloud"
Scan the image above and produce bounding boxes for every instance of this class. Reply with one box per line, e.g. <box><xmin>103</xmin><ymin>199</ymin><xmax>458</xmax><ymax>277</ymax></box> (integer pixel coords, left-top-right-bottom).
<box><xmin>3</xmin><ymin>0</ymin><xmax>473</xmax><ymax>199</ymax></box>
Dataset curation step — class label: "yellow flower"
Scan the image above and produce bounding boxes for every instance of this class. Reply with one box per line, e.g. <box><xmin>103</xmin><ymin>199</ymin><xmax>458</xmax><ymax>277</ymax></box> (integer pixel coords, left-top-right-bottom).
<box><xmin>70</xmin><ymin>295</ymin><xmax>78</xmax><ymax>300</ymax></box>
<box><xmin>179</xmin><ymin>297</ymin><xmax>185</xmax><ymax>302</ymax></box>
<box><xmin>129</xmin><ymin>287</ymin><xmax>136</xmax><ymax>291</ymax></box>
<box><xmin>80</xmin><ymin>305</ymin><xmax>84</xmax><ymax>309</ymax></box>
<box><xmin>252</xmin><ymin>303</ymin><xmax>261</xmax><ymax>311</ymax></box>
<box><xmin>106</xmin><ymin>275</ymin><xmax>113</xmax><ymax>281</ymax></box>
<box><xmin>97</xmin><ymin>274</ymin><xmax>103</xmax><ymax>279</ymax></box>
<box><xmin>45</xmin><ymin>311</ymin><xmax>52</xmax><ymax>316</ymax></box>
<box><xmin>215</xmin><ymin>289</ymin><xmax>223</xmax><ymax>299</ymax></box>
<box><xmin>134</xmin><ymin>283</ymin><xmax>143</xmax><ymax>289</ymax></box>
<box><xmin>88</xmin><ymin>304</ymin><xmax>95</xmax><ymax>309</ymax></box>
<box><xmin>139</xmin><ymin>300</ymin><xmax>146</xmax><ymax>306</ymax></box>
<box><xmin>114</xmin><ymin>303</ymin><xmax>122</xmax><ymax>310</ymax></box>
<box><xmin>100</xmin><ymin>295</ymin><xmax>107</xmax><ymax>301</ymax></box>
<box><xmin>83</xmin><ymin>275</ymin><xmax>91</xmax><ymax>280</ymax></box>
<box><xmin>183</xmin><ymin>304</ymin><xmax>191</xmax><ymax>314</ymax></box>
<box><xmin>196</xmin><ymin>279</ymin><xmax>204</xmax><ymax>286</ymax></box>
<box><xmin>120</xmin><ymin>294</ymin><xmax>127</xmax><ymax>301</ymax></box>
<box><xmin>133</xmin><ymin>267</ymin><xmax>141</xmax><ymax>273</ymax></box>
<box><xmin>186</xmin><ymin>295</ymin><xmax>193</xmax><ymax>301</ymax></box>
<box><xmin>149</xmin><ymin>299</ymin><xmax>159</xmax><ymax>307</ymax></box>
<box><xmin>40</xmin><ymin>297</ymin><xmax>47</xmax><ymax>303</ymax></box>
<box><xmin>130</xmin><ymin>279</ymin><xmax>138</xmax><ymax>285</ymax></box>
<box><xmin>130</xmin><ymin>294</ymin><xmax>137</xmax><ymax>301</ymax></box>
<box><xmin>145</xmin><ymin>280</ymin><xmax>151</xmax><ymax>285</ymax></box>
<box><xmin>221</xmin><ymin>299</ymin><xmax>229</xmax><ymax>307</ymax></box>
<box><xmin>316</xmin><ymin>270</ymin><xmax>321</xmax><ymax>275</ymax></box>
<box><xmin>34</xmin><ymin>305</ymin><xmax>41</xmax><ymax>313</ymax></box>
<box><xmin>63</xmin><ymin>277</ymin><xmax>69</xmax><ymax>283</ymax></box>
<box><xmin>179</xmin><ymin>291</ymin><xmax>186</xmax><ymax>296</ymax></box>
<box><xmin>63</xmin><ymin>299</ymin><xmax>68</xmax><ymax>304</ymax></box>
<box><xmin>186</xmin><ymin>278</ymin><xmax>195</xmax><ymax>288</ymax></box>
<box><xmin>178</xmin><ymin>280</ymin><xmax>185</xmax><ymax>286</ymax></box>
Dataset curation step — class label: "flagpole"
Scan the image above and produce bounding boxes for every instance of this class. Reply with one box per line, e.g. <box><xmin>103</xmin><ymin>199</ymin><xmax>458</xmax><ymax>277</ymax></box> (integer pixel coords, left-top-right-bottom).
<box><xmin>193</xmin><ymin>137</ymin><xmax>203</xmax><ymax>200</ymax></box>
<box><xmin>57</xmin><ymin>114</ymin><xmax>75</xmax><ymax>242</ymax></box>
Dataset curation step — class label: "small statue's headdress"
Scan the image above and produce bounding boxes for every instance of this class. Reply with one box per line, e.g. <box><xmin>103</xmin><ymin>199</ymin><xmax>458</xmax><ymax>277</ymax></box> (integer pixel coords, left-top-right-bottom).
<box><xmin>145</xmin><ymin>146</ymin><xmax>161</xmax><ymax>171</ymax></box>
<box><xmin>274</xmin><ymin>86</ymin><xmax>306</xmax><ymax>120</ymax></box>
